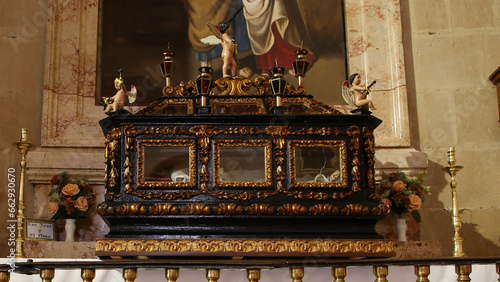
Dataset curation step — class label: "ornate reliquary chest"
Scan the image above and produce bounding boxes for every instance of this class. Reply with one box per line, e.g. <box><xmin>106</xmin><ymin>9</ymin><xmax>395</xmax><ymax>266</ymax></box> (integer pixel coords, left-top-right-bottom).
<box><xmin>96</xmin><ymin>75</ymin><xmax>391</xmax><ymax>256</ymax></box>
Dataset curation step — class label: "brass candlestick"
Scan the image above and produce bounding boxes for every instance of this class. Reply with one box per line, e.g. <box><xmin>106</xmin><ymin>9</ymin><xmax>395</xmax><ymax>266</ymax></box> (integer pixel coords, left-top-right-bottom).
<box><xmin>442</xmin><ymin>147</ymin><xmax>465</xmax><ymax>257</ymax></box>
<box><xmin>12</xmin><ymin>128</ymin><xmax>35</xmax><ymax>258</ymax></box>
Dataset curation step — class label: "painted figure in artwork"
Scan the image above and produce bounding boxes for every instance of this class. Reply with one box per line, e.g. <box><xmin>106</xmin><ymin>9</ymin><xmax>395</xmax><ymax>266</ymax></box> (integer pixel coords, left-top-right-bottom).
<box><xmin>187</xmin><ymin>0</ymin><xmax>318</xmax><ymax>77</ymax></box>
<box><xmin>103</xmin><ymin>70</ymin><xmax>137</xmax><ymax>114</ymax></box>
<box><xmin>342</xmin><ymin>73</ymin><xmax>376</xmax><ymax>110</ymax></box>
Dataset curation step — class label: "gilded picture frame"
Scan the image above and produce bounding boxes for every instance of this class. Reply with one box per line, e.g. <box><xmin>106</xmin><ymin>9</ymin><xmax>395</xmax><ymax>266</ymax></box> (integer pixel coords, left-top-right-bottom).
<box><xmin>289</xmin><ymin>139</ymin><xmax>348</xmax><ymax>188</ymax></box>
<box><xmin>213</xmin><ymin>139</ymin><xmax>273</xmax><ymax>189</ymax></box>
<box><xmin>137</xmin><ymin>139</ymin><xmax>197</xmax><ymax>188</ymax></box>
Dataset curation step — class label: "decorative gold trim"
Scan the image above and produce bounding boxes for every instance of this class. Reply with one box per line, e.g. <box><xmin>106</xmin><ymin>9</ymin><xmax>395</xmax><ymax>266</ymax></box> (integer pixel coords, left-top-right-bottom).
<box><xmin>213</xmin><ymin>139</ymin><xmax>273</xmax><ymax>189</ymax></box>
<box><xmin>289</xmin><ymin>140</ymin><xmax>348</xmax><ymax>189</ymax></box>
<box><xmin>110</xmin><ymin>124</ymin><xmax>368</xmax><ymax>201</ymax></box>
<box><xmin>137</xmin><ymin>139</ymin><xmax>197</xmax><ymax>188</ymax></box>
<box><xmin>214</xmin><ymin>77</ymin><xmax>254</xmax><ymax>95</ymax></box>
<box><xmin>363</xmin><ymin>127</ymin><xmax>376</xmax><ymax>189</ymax></box>
<box><xmin>348</xmin><ymin>126</ymin><xmax>361</xmax><ymax>193</ymax></box>
<box><xmin>95</xmin><ymin>238</ymin><xmax>396</xmax><ymax>256</ymax></box>
<box><xmin>97</xmin><ymin>202</ymin><xmax>389</xmax><ymax>217</ymax></box>
<box><xmin>105</xmin><ymin>128</ymin><xmax>121</xmax><ymax>189</ymax></box>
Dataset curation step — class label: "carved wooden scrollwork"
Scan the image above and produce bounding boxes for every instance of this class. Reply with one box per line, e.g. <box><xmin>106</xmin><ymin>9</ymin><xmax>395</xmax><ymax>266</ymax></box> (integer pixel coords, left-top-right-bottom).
<box><xmin>347</xmin><ymin>125</ymin><xmax>361</xmax><ymax>192</ymax></box>
<box><xmin>363</xmin><ymin>127</ymin><xmax>376</xmax><ymax>189</ymax></box>
<box><xmin>104</xmin><ymin>128</ymin><xmax>121</xmax><ymax>200</ymax></box>
<box><xmin>97</xmin><ymin>202</ymin><xmax>389</xmax><ymax>217</ymax></box>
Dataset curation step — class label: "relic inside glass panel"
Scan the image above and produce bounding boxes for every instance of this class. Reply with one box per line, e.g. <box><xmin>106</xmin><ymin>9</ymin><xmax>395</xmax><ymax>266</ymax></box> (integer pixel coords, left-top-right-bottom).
<box><xmin>295</xmin><ymin>146</ymin><xmax>342</xmax><ymax>183</ymax></box>
<box><xmin>219</xmin><ymin>146</ymin><xmax>266</xmax><ymax>182</ymax></box>
<box><xmin>144</xmin><ymin>146</ymin><xmax>190</xmax><ymax>183</ymax></box>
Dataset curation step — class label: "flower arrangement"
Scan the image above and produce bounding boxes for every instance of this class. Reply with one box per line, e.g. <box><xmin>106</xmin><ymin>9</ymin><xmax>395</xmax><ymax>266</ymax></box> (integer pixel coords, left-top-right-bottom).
<box><xmin>375</xmin><ymin>172</ymin><xmax>431</xmax><ymax>222</ymax></box>
<box><xmin>48</xmin><ymin>172</ymin><xmax>96</xmax><ymax>220</ymax></box>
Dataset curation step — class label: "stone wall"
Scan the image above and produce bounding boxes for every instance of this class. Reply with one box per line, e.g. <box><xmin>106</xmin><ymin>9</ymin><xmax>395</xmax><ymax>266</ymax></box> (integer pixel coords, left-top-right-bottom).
<box><xmin>402</xmin><ymin>0</ymin><xmax>500</xmax><ymax>256</ymax></box>
<box><xmin>0</xmin><ymin>0</ymin><xmax>499</xmax><ymax>258</ymax></box>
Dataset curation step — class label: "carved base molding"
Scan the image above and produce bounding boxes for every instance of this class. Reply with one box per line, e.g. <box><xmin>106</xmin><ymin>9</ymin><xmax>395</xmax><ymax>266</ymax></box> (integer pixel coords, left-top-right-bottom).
<box><xmin>95</xmin><ymin>238</ymin><xmax>396</xmax><ymax>258</ymax></box>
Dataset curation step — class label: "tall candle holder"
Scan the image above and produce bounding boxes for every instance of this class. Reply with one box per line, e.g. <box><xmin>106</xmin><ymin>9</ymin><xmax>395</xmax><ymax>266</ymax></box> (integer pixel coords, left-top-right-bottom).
<box><xmin>12</xmin><ymin>128</ymin><xmax>35</xmax><ymax>258</ymax></box>
<box><xmin>442</xmin><ymin>147</ymin><xmax>466</xmax><ymax>257</ymax></box>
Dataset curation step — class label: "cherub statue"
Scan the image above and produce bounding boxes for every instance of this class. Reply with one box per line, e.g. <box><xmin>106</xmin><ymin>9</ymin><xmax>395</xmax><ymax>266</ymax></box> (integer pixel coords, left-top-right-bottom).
<box><xmin>102</xmin><ymin>69</ymin><xmax>137</xmax><ymax>115</ymax></box>
<box><xmin>204</xmin><ymin>22</ymin><xmax>237</xmax><ymax>78</ymax></box>
<box><xmin>342</xmin><ymin>73</ymin><xmax>376</xmax><ymax>110</ymax></box>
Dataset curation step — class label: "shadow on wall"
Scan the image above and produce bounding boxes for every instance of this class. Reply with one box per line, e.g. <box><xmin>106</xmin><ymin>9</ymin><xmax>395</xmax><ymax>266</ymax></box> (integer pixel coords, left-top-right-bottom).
<box><xmin>422</xmin><ymin>160</ymin><xmax>500</xmax><ymax>257</ymax></box>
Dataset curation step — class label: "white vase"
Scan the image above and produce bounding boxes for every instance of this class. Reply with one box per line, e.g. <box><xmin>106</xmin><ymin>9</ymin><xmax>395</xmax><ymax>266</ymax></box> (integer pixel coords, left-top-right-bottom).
<box><xmin>64</xmin><ymin>218</ymin><xmax>76</xmax><ymax>242</ymax></box>
<box><xmin>396</xmin><ymin>218</ymin><xmax>407</xmax><ymax>241</ymax></box>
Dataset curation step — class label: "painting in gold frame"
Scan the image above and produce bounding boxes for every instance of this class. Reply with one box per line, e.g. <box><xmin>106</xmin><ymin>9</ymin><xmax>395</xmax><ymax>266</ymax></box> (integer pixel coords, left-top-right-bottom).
<box><xmin>97</xmin><ymin>0</ymin><xmax>346</xmax><ymax>106</ymax></box>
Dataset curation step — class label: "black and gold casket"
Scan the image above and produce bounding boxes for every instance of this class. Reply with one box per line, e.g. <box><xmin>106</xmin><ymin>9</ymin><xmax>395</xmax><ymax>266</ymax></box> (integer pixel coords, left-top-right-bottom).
<box><xmin>96</xmin><ymin>75</ymin><xmax>393</xmax><ymax>257</ymax></box>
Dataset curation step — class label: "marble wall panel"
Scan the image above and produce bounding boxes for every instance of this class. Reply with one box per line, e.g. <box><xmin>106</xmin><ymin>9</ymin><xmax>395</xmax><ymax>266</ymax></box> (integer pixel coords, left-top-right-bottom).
<box><xmin>345</xmin><ymin>0</ymin><xmax>410</xmax><ymax>147</ymax></box>
<box><xmin>38</xmin><ymin>0</ymin><xmax>412</xmax><ymax>148</ymax></box>
<box><xmin>41</xmin><ymin>0</ymin><xmax>101</xmax><ymax>147</ymax></box>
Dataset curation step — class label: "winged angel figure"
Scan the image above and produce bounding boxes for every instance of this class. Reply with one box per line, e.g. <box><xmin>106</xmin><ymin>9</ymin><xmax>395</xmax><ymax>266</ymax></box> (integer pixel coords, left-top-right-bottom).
<box><xmin>342</xmin><ymin>73</ymin><xmax>376</xmax><ymax>110</ymax></box>
<box><xmin>103</xmin><ymin>69</ymin><xmax>137</xmax><ymax>114</ymax></box>
<box><xmin>202</xmin><ymin>22</ymin><xmax>237</xmax><ymax>78</ymax></box>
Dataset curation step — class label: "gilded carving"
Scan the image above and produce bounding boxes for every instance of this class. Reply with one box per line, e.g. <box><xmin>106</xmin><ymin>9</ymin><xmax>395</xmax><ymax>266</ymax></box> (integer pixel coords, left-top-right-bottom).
<box><xmin>115</xmin><ymin>203</ymin><xmax>148</xmax><ymax>215</ymax></box>
<box><xmin>309</xmin><ymin>204</ymin><xmax>340</xmax><ymax>216</ymax></box>
<box><xmin>181</xmin><ymin>203</ymin><xmax>211</xmax><ymax>215</ymax></box>
<box><xmin>348</xmin><ymin>126</ymin><xmax>361</xmax><ymax>193</ymax></box>
<box><xmin>341</xmin><ymin>204</ymin><xmax>370</xmax><ymax>216</ymax></box>
<box><xmin>245</xmin><ymin>203</ymin><xmax>276</xmax><ymax>215</ymax></box>
<box><xmin>253</xmin><ymin>75</ymin><xmax>272</xmax><ymax>95</ymax></box>
<box><xmin>214</xmin><ymin>77</ymin><xmax>253</xmax><ymax>95</ymax></box>
<box><xmin>96</xmin><ymin>238</ymin><xmax>396</xmax><ymax>255</ymax></box>
<box><xmin>110</xmin><ymin>124</ymin><xmax>373</xmax><ymax>202</ymax></box>
<box><xmin>363</xmin><ymin>127</ymin><xmax>376</xmax><ymax>189</ymax></box>
<box><xmin>149</xmin><ymin>203</ymin><xmax>180</xmax><ymax>215</ymax></box>
<box><xmin>97</xmin><ymin>202</ymin><xmax>387</xmax><ymax>217</ymax></box>
<box><xmin>105</xmin><ymin>192</ymin><xmax>121</xmax><ymax>201</ymax></box>
<box><xmin>213</xmin><ymin>203</ymin><xmax>245</xmax><ymax>215</ymax></box>
<box><xmin>105</xmin><ymin>128</ymin><xmax>121</xmax><ymax>189</ymax></box>
<box><xmin>277</xmin><ymin>204</ymin><xmax>308</xmax><ymax>215</ymax></box>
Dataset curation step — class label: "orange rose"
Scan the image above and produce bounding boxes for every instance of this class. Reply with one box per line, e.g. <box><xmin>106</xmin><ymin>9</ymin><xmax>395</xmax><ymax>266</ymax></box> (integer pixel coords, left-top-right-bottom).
<box><xmin>61</xmin><ymin>183</ymin><xmax>80</xmax><ymax>196</ymax></box>
<box><xmin>392</xmin><ymin>180</ymin><xmax>406</xmax><ymax>192</ymax></box>
<box><xmin>381</xmin><ymin>198</ymin><xmax>392</xmax><ymax>207</ymax></box>
<box><xmin>48</xmin><ymin>201</ymin><xmax>59</xmax><ymax>213</ymax></box>
<box><xmin>75</xmin><ymin>196</ymin><xmax>88</xmax><ymax>211</ymax></box>
<box><xmin>408</xmin><ymin>194</ymin><xmax>422</xmax><ymax>210</ymax></box>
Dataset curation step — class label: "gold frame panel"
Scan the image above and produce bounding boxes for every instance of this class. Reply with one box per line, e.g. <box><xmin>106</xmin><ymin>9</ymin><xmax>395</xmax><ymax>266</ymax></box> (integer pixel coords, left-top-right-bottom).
<box><xmin>213</xmin><ymin>139</ymin><xmax>273</xmax><ymax>189</ymax></box>
<box><xmin>137</xmin><ymin>139</ymin><xmax>197</xmax><ymax>188</ymax></box>
<box><xmin>289</xmin><ymin>140</ymin><xmax>348</xmax><ymax>188</ymax></box>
